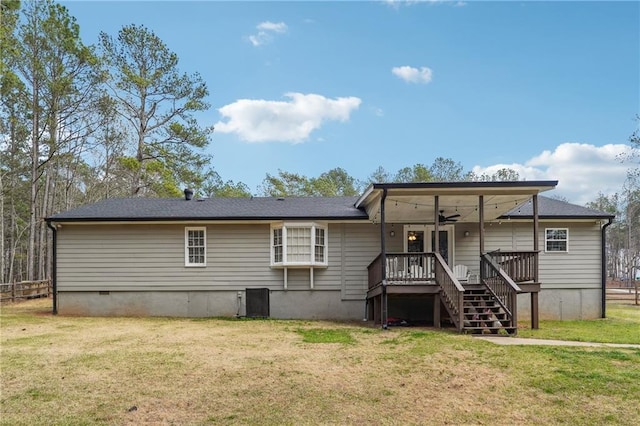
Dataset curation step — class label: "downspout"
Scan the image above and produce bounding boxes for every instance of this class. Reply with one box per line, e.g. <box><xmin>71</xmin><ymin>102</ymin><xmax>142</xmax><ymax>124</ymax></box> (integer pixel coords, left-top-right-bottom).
<box><xmin>380</xmin><ymin>189</ymin><xmax>388</xmax><ymax>329</ymax></box>
<box><xmin>601</xmin><ymin>217</ymin><xmax>613</xmax><ymax>318</ymax></box>
<box><xmin>46</xmin><ymin>221</ymin><xmax>57</xmax><ymax>315</ymax></box>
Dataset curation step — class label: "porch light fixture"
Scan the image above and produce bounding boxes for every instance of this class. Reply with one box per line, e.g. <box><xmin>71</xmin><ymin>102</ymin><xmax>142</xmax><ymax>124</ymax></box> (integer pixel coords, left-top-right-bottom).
<box><xmin>464</xmin><ymin>231</ymin><xmax>470</xmax><ymax>237</ymax></box>
<box><xmin>390</xmin><ymin>230</ymin><xmax>395</xmax><ymax>237</ymax></box>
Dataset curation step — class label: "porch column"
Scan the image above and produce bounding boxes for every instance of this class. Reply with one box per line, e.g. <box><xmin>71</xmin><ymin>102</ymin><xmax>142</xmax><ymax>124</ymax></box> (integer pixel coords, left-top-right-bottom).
<box><xmin>434</xmin><ymin>196</ymin><xmax>440</xmax><ymax>255</ymax></box>
<box><xmin>478</xmin><ymin>195</ymin><xmax>485</xmax><ymax>255</ymax></box>
<box><xmin>380</xmin><ymin>189</ymin><xmax>388</xmax><ymax>329</ymax></box>
<box><xmin>531</xmin><ymin>194</ymin><xmax>540</xmax><ymax>329</ymax></box>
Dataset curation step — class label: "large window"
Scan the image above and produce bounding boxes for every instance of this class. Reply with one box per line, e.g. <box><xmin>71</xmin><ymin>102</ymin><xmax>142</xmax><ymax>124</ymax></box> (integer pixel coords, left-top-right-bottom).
<box><xmin>545</xmin><ymin>228</ymin><xmax>568</xmax><ymax>252</ymax></box>
<box><xmin>271</xmin><ymin>223</ymin><xmax>327</xmax><ymax>266</ymax></box>
<box><xmin>185</xmin><ymin>227</ymin><xmax>206</xmax><ymax>266</ymax></box>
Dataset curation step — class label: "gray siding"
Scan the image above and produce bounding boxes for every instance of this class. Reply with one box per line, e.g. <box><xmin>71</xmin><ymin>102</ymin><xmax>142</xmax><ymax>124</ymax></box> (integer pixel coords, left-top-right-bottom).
<box><xmin>58</xmin><ymin>224</ymin><xmax>282</xmax><ymax>291</ymax></box>
<box><xmin>342</xmin><ymin>223</ymin><xmax>381</xmax><ymax>300</ymax></box>
<box><xmin>535</xmin><ymin>222</ymin><xmax>602</xmax><ymax>290</ymax></box>
<box><xmin>384</xmin><ymin>221</ymin><xmax>602</xmax><ymax>290</ymax></box>
<box><xmin>57</xmin><ymin>222</ymin><xmax>380</xmax><ymax>299</ymax></box>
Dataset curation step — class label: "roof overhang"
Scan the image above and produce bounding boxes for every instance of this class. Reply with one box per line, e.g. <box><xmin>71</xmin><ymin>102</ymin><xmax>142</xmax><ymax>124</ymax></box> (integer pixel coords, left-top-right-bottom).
<box><xmin>355</xmin><ymin>181</ymin><xmax>558</xmax><ymax>223</ymax></box>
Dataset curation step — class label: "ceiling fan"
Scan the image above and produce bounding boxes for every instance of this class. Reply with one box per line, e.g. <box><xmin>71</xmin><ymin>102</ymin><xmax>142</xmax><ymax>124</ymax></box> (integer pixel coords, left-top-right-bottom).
<box><xmin>438</xmin><ymin>210</ymin><xmax>461</xmax><ymax>223</ymax></box>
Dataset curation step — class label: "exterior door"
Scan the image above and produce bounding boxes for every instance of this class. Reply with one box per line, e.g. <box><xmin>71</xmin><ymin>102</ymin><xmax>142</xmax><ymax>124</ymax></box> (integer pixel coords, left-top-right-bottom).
<box><xmin>404</xmin><ymin>224</ymin><xmax>454</xmax><ymax>265</ymax></box>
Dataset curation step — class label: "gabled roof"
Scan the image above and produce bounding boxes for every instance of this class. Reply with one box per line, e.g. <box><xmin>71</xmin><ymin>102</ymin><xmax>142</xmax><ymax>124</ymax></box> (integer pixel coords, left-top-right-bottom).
<box><xmin>503</xmin><ymin>196</ymin><xmax>614</xmax><ymax>219</ymax></box>
<box><xmin>47</xmin><ymin>196</ymin><xmax>368</xmax><ymax>222</ymax></box>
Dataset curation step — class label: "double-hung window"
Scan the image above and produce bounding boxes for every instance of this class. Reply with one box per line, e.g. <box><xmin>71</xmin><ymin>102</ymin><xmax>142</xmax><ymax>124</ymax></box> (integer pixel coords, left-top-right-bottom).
<box><xmin>185</xmin><ymin>227</ymin><xmax>206</xmax><ymax>266</ymax></box>
<box><xmin>271</xmin><ymin>222</ymin><xmax>328</xmax><ymax>267</ymax></box>
<box><xmin>545</xmin><ymin>228</ymin><xmax>568</xmax><ymax>252</ymax></box>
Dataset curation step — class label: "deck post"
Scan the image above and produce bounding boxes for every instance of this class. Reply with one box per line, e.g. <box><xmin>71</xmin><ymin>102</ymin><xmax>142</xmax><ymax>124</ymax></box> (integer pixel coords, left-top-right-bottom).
<box><xmin>433</xmin><ymin>294</ymin><xmax>441</xmax><ymax>328</ymax></box>
<box><xmin>532</xmin><ymin>194</ymin><xmax>540</xmax><ymax>329</ymax></box>
<box><xmin>478</xmin><ymin>195</ymin><xmax>485</xmax><ymax>255</ymax></box>
<box><xmin>434</xmin><ymin>196</ymin><xmax>440</xmax><ymax>256</ymax></box>
<box><xmin>380</xmin><ymin>189</ymin><xmax>388</xmax><ymax>329</ymax></box>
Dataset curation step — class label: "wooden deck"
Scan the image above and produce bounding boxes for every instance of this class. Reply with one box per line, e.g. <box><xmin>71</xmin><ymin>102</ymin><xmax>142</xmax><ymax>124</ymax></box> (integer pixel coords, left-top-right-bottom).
<box><xmin>366</xmin><ymin>250</ymin><xmax>541</xmax><ymax>333</ymax></box>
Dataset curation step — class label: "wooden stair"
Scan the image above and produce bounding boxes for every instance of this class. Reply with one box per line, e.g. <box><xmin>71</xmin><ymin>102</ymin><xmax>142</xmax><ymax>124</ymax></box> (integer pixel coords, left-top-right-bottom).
<box><xmin>461</xmin><ymin>288</ymin><xmax>516</xmax><ymax>335</ymax></box>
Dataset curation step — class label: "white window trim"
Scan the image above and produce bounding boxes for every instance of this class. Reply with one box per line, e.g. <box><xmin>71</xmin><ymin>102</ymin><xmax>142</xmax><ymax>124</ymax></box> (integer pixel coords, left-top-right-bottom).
<box><xmin>185</xmin><ymin>226</ymin><xmax>207</xmax><ymax>267</ymax></box>
<box><xmin>545</xmin><ymin>227</ymin><xmax>569</xmax><ymax>253</ymax></box>
<box><xmin>270</xmin><ymin>222</ymin><xmax>328</xmax><ymax>267</ymax></box>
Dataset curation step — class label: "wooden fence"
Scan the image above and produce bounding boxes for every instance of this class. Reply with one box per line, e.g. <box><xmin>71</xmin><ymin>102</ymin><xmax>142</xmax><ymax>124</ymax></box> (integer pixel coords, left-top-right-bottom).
<box><xmin>0</xmin><ymin>280</ymin><xmax>51</xmax><ymax>303</ymax></box>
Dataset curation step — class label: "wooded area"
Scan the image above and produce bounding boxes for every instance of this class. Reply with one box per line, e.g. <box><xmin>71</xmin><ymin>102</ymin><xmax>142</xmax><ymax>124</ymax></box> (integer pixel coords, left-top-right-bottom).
<box><xmin>1</xmin><ymin>0</ymin><xmax>638</xmax><ymax>285</ymax></box>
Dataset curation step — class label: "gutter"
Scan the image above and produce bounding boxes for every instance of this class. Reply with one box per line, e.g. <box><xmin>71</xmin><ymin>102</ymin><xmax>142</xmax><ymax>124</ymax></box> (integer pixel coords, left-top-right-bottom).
<box><xmin>601</xmin><ymin>217</ymin><xmax>613</xmax><ymax>318</ymax></box>
<box><xmin>46</xmin><ymin>221</ymin><xmax>58</xmax><ymax>315</ymax></box>
<box><xmin>380</xmin><ymin>188</ymin><xmax>388</xmax><ymax>330</ymax></box>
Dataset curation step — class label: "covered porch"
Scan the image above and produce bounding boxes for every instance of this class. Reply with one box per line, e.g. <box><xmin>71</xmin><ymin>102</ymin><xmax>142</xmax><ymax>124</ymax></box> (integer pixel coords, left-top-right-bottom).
<box><xmin>356</xmin><ymin>181</ymin><xmax>558</xmax><ymax>333</ymax></box>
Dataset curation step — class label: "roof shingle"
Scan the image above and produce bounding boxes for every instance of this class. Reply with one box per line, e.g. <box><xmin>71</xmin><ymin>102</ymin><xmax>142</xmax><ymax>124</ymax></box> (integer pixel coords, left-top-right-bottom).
<box><xmin>47</xmin><ymin>196</ymin><xmax>368</xmax><ymax>222</ymax></box>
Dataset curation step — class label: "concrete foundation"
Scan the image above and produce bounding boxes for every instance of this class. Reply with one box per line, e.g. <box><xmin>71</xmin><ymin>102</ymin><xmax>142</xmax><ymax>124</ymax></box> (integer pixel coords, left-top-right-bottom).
<box><xmin>517</xmin><ymin>288</ymin><xmax>602</xmax><ymax>320</ymax></box>
<box><xmin>58</xmin><ymin>288</ymin><xmax>603</xmax><ymax>321</ymax></box>
<box><xmin>57</xmin><ymin>290</ymin><xmax>364</xmax><ymax>320</ymax></box>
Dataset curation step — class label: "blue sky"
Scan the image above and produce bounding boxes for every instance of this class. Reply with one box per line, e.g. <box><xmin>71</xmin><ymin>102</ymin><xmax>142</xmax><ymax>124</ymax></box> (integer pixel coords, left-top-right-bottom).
<box><xmin>61</xmin><ymin>0</ymin><xmax>639</xmax><ymax>204</ymax></box>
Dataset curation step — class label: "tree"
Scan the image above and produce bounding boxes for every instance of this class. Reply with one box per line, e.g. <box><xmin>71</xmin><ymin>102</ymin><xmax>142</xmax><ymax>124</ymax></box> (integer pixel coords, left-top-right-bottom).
<box><xmin>367</xmin><ymin>165</ymin><xmax>392</xmax><ymax>184</ymax></box>
<box><xmin>626</xmin><ymin>115</ymin><xmax>639</xmax><ymax>176</ymax></box>
<box><xmin>202</xmin><ymin>172</ymin><xmax>251</xmax><ymax>198</ymax></box>
<box><xmin>98</xmin><ymin>24</ymin><xmax>214</xmax><ymax>197</ymax></box>
<box><xmin>259</xmin><ymin>170</ymin><xmax>312</xmax><ymax>197</ymax></box>
<box><xmin>311</xmin><ymin>168</ymin><xmax>360</xmax><ymax>196</ymax></box>
<box><xmin>468</xmin><ymin>167</ymin><xmax>521</xmax><ymax>182</ymax></box>
<box><xmin>0</xmin><ymin>0</ymin><xmax>27</xmax><ymax>283</ymax></box>
<box><xmin>429</xmin><ymin>157</ymin><xmax>465</xmax><ymax>181</ymax></box>
<box><xmin>394</xmin><ymin>164</ymin><xmax>433</xmax><ymax>183</ymax></box>
<box><xmin>8</xmin><ymin>0</ymin><xmax>98</xmax><ymax>280</ymax></box>
<box><xmin>258</xmin><ymin>168</ymin><xmax>359</xmax><ymax>197</ymax></box>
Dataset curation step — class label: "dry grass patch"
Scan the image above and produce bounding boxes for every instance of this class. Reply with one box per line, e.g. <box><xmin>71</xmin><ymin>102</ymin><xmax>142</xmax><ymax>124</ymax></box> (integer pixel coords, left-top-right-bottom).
<box><xmin>2</xmin><ymin>299</ymin><xmax>639</xmax><ymax>425</ymax></box>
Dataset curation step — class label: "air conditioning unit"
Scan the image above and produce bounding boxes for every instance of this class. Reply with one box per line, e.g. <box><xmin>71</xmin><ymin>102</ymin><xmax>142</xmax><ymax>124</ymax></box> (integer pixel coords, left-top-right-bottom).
<box><xmin>245</xmin><ymin>288</ymin><xmax>270</xmax><ymax>318</ymax></box>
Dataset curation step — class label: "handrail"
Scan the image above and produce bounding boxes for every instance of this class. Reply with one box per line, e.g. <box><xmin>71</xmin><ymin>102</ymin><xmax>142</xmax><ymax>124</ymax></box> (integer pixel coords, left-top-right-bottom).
<box><xmin>433</xmin><ymin>253</ymin><xmax>465</xmax><ymax>331</ymax></box>
<box><xmin>480</xmin><ymin>254</ymin><xmax>520</xmax><ymax>325</ymax></box>
<box><xmin>367</xmin><ymin>253</ymin><xmax>383</xmax><ymax>290</ymax></box>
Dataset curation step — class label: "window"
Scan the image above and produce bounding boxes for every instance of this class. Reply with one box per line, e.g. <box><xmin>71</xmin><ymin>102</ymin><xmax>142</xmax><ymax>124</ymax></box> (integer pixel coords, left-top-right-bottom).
<box><xmin>315</xmin><ymin>228</ymin><xmax>326</xmax><ymax>263</ymax></box>
<box><xmin>273</xmin><ymin>228</ymin><xmax>283</xmax><ymax>263</ymax></box>
<box><xmin>185</xmin><ymin>227</ymin><xmax>206</xmax><ymax>266</ymax></box>
<box><xmin>545</xmin><ymin>228</ymin><xmax>568</xmax><ymax>252</ymax></box>
<box><xmin>271</xmin><ymin>222</ymin><xmax>328</xmax><ymax>266</ymax></box>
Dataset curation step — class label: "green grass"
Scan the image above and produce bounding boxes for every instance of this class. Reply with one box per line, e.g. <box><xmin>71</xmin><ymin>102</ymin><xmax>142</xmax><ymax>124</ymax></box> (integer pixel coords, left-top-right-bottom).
<box><xmin>518</xmin><ymin>303</ymin><xmax>640</xmax><ymax>344</ymax></box>
<box><xmin>296</xmin><ymin>327</ymin><xmax>355</xmax><ymax>344</ymax></box>
<box><xmin>2</xmin><ymin>299</ymin><xmax>640</xmax><ymax>425</ymax></box>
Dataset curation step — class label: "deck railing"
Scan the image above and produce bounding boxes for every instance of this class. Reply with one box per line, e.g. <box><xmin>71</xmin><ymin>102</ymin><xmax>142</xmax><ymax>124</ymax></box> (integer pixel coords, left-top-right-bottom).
<box><xmin>367</xmin><ymin>252</ymin><xmax>436</xmax><ymax>289</ymax></box>
<box><xmin>487</xmin><ymin>250</ymin><xmax>538</xmax><ymax>282</ymax></box>
<box><xmin>480</xmin><ymin>254</ymin><xmax>521</xmax><ymax>327</ymax></box>
<box><xmin>433</xmin><ymin>253</ymin><xmax>465</xmax><ymax>331</ymax></box>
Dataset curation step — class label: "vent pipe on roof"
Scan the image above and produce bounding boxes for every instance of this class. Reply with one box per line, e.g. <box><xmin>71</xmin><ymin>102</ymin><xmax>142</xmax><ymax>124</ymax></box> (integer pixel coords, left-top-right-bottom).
<box><xmin>184</xmin><ymin>188</ymin><xmax>194</xmax><ymax>201</ymax></box>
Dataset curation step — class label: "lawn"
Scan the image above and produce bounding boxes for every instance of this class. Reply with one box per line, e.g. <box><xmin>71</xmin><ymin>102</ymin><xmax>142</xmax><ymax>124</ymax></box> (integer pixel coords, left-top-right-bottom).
<box><xmin>517</xmin><ymin>303</ymin><xmax>640</xmax><ymax>344</ymax></box>
<box><xmin>1</xmin><ymin>299</ymin><xmax>639</xmax><ymax>425</ymax></box>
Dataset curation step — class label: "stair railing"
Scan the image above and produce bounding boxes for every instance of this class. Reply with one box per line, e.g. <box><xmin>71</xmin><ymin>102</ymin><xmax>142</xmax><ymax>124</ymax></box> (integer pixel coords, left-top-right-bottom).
<box><xmin>434</xmin><ymin>253</ymin><xmax>465</xmax><ymax>331</ymax></box>
<box><xmin>480</xmin><ymin>253</ymin><xmax>522</xmax><ymax>330</ymax></box>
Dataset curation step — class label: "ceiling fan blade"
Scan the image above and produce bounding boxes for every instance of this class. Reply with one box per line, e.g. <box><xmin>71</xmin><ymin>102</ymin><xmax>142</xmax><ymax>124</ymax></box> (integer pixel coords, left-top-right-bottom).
<box><xmin>446</xmin><ymin>214</ymin><xmax>461</xmax><ymax>220</ymax></box>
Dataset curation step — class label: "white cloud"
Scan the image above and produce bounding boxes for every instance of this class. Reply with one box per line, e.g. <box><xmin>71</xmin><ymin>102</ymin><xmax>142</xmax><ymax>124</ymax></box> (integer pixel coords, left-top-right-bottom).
<box><xmin>472</xmin><ymin>143</ymin><xmax>632</xmax><ymax>205</ymax></box>
<box><xmin>215</xmin><ymin>93</ymin><xmax>362</xmax><ymax>143</ymax></box>
<box><xmin>392</xmin><ymin>65</ymin><xmax>433</xmax><ymax>84</ymax></box>
<box><xmin>256</xmin><ymin>21</ymin><xmax>288</xmax><ymax>33</ymax></box>
<box><xmin>248</xmin><ymin>21</ymin><xmax>288</xmax><ymax>46</ymax></box>
<box><xmin>384</xmin><ymin>1</ymin><xmax>466</xmax><ymax>8</ymax></box>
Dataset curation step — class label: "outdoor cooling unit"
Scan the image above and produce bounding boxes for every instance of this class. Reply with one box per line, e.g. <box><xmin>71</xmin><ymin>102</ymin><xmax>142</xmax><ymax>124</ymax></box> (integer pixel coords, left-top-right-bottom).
<box><xmin>245</xmin><ymin>288</ymin><xmax>270</xmax><ymax>318</ymax></box>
